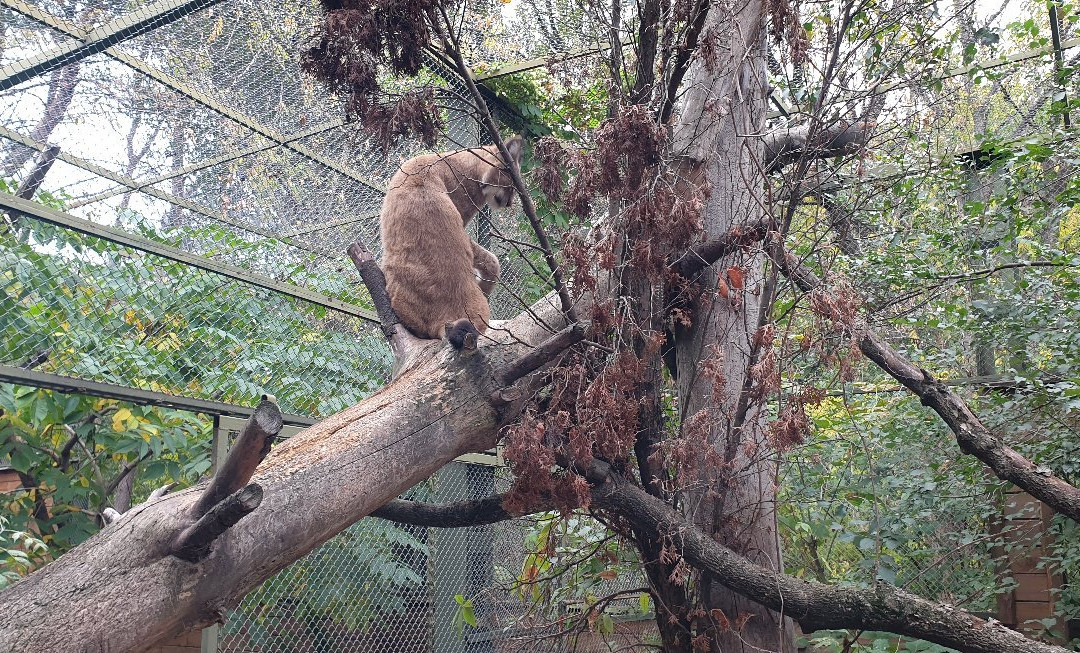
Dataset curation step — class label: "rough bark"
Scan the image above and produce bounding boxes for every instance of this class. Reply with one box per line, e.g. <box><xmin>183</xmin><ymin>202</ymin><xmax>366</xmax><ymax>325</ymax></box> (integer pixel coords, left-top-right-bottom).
<box><xmin>0</xmin><ymin>342</ymin><xmax>513</xmax><ymax>652</ymax></box>
<box><xmin>669</xmin><ymin>0</ymin><xmax>797</xmax><ymax>649</ymax></box>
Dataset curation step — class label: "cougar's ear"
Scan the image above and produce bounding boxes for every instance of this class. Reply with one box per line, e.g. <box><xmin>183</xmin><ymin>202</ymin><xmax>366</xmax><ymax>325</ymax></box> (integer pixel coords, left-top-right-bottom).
<box><xmin>504</xmin><ymin>136</ymin><xmax>524</xmax><ymax>166</ymax></box>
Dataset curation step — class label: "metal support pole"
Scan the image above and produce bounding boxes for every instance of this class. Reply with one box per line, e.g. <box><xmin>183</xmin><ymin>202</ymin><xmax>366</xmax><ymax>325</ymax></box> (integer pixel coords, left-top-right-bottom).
<box><xmin>1049</xmin><ymin>2</ymin><xmax>1072</xmax><ymax>128</ymax></box>
<box><xmin>199</xmin><ymin>414</ymin><xmax>228</xmax><ymax>653</ymax></box>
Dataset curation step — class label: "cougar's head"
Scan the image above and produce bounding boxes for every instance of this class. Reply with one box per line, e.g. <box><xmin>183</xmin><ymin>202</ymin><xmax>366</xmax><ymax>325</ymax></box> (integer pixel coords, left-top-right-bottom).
<box><xmin>481</xmin><ymin>136</ymin><xmax>524</xmax><ymax>210</ymax></box>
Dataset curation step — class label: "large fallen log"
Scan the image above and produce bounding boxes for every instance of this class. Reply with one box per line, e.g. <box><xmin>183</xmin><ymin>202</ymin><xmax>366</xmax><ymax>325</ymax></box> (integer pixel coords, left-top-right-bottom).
<box><xmin>0</xmin><ymin>342</ymin><xmax>513</xmax><ymax>652</ymax></box>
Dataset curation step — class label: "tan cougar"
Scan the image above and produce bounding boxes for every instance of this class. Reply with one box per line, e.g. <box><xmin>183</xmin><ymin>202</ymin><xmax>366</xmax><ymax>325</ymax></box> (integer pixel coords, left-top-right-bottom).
<box><xmin>379</xmin><ymin>137</ymin><xmax>524</xmax><ymax>343</ymax></box>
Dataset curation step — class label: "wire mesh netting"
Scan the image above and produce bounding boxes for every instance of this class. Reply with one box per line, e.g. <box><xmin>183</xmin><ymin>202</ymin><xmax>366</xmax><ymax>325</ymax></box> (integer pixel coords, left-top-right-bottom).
<box><xmin>0</xmin><ymin>0</ymin><xmax>546</xmax><ymax>415</ymax></box>
<box><xmin>0</xmin><ymin>207</ymin><xmax>391</xmax><ymax>417</ymax></box>
<box><xmin>3</xmin><ymin>0</ymin><xmax>1079</xmax><ymax>650</ymax></box>
<box><xmin>216</xmin><ymin>461</ymin><xmax>658</xmax><ymax>653</ymax></box>
<box><xmin>0</xmin><ymin>1</ymin><xmax>584</xmax><ymax>651</ymax></box>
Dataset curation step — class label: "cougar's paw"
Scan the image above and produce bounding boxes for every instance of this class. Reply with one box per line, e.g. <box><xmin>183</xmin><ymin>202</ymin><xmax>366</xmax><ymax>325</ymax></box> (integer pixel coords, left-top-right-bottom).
<box><xmin>445</xmin><ymin>319</ymin><xmax>479</xmax><ymax>351</ymax></box>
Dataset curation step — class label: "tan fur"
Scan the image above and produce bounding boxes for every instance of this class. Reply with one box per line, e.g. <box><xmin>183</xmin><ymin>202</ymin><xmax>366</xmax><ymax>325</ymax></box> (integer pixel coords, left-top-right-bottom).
<box><xmin>380</xmin><ymin>138</ymin><xmax>523</xmax><ymax>340</ymax></box>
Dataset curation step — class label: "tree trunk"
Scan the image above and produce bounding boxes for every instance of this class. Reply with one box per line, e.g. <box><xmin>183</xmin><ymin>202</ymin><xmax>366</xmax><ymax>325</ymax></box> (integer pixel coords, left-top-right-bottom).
<box><xmin>0</xmin><ymin>344</ymin><xmax>505</xmax><ymax>652</ymax></box>
<box><xmin>3</xmin><ymin>64</ymin><xmax>79</xmax><ymax>176</ymax></box>
<box><xmin>670</xmin><ymin>1</ymin><xmax>797</xmax><ymax>650</ymax></box>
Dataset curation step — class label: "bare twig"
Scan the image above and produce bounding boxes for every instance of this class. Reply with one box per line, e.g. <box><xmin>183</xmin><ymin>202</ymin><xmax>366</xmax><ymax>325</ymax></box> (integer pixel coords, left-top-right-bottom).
<box><xmin>429</xmin><ymin>10</ymin><xmax>578</xmax><ymax>324</ymax></box>
<box><xmin>104</xmin><ymin>452</ymin><xmax>151</xmax><ymax>496</ymax></box>
<box><xmin>58</xmin><ymin>422</ymin><xmax>84</xmax><ymax>472</ymax></box>
<box><xmin>933</xmin><ymin>259</ymin><xmax>1073</xmax><ymax>280</ymax></box>
<box><xmin>147</xmin><ymin>483</ymin><xmax>175</xmax><ymax>502</ymax></box>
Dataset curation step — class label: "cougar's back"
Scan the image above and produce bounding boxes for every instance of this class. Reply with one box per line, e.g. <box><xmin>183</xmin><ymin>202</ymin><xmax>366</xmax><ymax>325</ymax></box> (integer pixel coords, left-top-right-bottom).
<box><xmin>379</xmin><ymin>146</ymin><xmax>512</xmax><ymax>339</ymax></box>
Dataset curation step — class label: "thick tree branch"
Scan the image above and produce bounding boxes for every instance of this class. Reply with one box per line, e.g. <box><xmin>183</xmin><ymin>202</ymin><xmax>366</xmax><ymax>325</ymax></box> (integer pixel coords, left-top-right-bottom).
<box><xmin>16</xmin><ymin>145</ymin><xmax>60</xmax><ymax>200</ymax></box>
<box><xmin>495</xmin><ymin>321</ymin><xmax>587</xmax><ymax>386</ymax></box>
<box><xmin>658</xmin><ymin>0</ymin><xmax>713</xmax><ymax>125</ymax></box>
<box><xmin>171</xmin><ymin>484</ymin><xmax>263</xmax><ymax>562</ymax></box>
<box><xmin>57</xmin><ymin>422</ymin><xmax>82</xmax><ymax>472</ymax></box>
<box><xmin>630</xmin><ymin>0</ymin><xmax>660</xmax><ymax>104</ymax></box>
<box><xmin>430</xmin><ymin>11</ymin><xmax>578</xmax><ymax>324</ymax></box>
<box><xmin>672</xmin><ymin>218</ymin><xmax>773</xmax><ymax>280</ymax></box>
<box><xmin>765</xmin><ymin>121</ymin><xmax>873</xmax><ymax>173</ymax></box>
<box><xmin>373</xmin><ymin>492</ymin><xmax>552</xmax><ymax>527</ymax></box>
<box><xmin>773</xmin><ymin>249</ymin><xmax>1080</xmax><ymax>523</ymax></box>
<box><xmin>112</xmin><ymin>468</ymin><xmax>136</xmax><ymax>514</ymax></box>
<box><xmin>192</xmin><ymin>398</ymin><xmax>282</xmax><ymax>518</ymax></box>
<box><xmin>14</xmin><ymin>471</ymin><xmax>52</xmax><ymax>527</ymax></box>
<box><xmin>587</xmin><ymin>463</ymin><xmax>1070</xmax><ymax>653</ymax></box>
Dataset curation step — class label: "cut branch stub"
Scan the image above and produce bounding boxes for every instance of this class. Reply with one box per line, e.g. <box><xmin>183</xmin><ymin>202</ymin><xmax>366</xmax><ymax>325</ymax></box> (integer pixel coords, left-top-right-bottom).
<box><xmin>347</xmin><ymin>240</ymin><xmax>428</xmax><ymax>368</ymax></box>
<box><xmin>764</xmin><ymin>121</ymin><xmax>873</xmax><ymax>173</ymax></box>
<box><xmin>172</xmin><ymin>484</ymin><xmax>263</xmax><ymax>563</ymax></box>
<box><xmin>347</xmin><ymin>241</ymin><xmax>398</xmax><ymax>337</ymax></box>
<box><xmin>192</xmin><ymin>398</ymin><xmax>282</xmax><ymax>518</ymax></box>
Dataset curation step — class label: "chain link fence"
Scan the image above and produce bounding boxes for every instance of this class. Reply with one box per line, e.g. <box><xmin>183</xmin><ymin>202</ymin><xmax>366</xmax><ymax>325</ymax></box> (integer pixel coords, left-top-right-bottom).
<box><xmin>1</xmin><ymin>1</ymin><xmax>586</xmax><ymax>651</ymax></box>
<box><xmin>215</xmin><ymin>461</ymin><xmax>658</xmax><ymax>653</ymax></box>
<box><xmin>4</xmin><ymin>0</ymin><xmax>1076</xmax><ymax>650</ymax></box>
